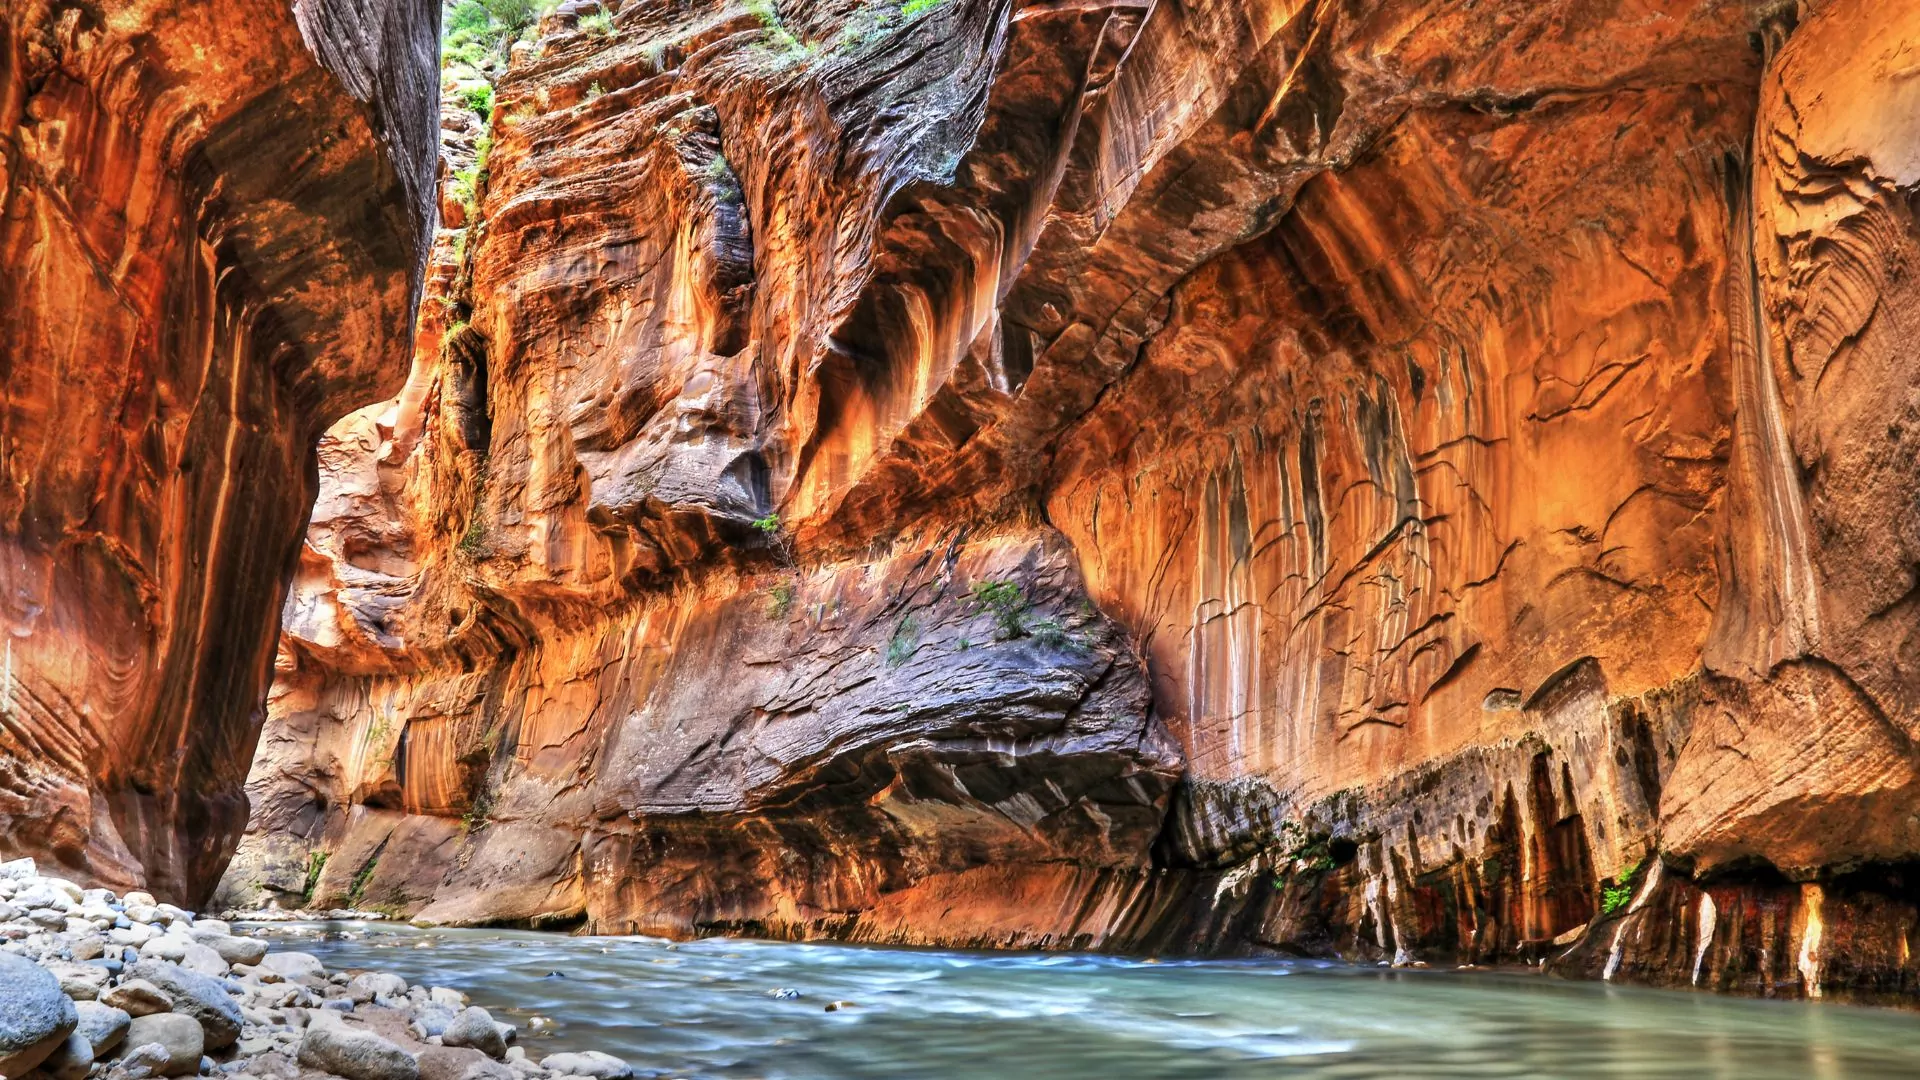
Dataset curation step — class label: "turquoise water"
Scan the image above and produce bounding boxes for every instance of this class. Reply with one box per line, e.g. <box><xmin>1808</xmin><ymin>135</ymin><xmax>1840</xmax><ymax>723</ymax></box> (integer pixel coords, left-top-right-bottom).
<box><xmin>269</xmin><ymin>923</ymin><xmax>1920</xmax><ymax>1079</ymax></box>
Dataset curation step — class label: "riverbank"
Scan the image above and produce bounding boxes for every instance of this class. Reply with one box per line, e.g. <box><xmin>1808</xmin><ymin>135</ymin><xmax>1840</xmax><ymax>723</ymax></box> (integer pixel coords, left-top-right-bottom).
<box><xmin>0</xmin><ymin>860</ymin><xmax>630</xmax><ymax>1080</ymax></box>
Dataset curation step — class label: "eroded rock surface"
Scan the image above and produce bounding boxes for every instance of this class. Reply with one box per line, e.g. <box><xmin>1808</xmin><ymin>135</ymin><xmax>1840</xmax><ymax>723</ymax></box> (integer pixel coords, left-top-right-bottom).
<box><xmin>0</xmin><ymin>0</ymin><xmax>439</xmax><ymax>900</ymax></box>
<box><xmin>219</xmin><ymin>0</ymin><xmax>1920</xmax><ymax>1001</ymax></box>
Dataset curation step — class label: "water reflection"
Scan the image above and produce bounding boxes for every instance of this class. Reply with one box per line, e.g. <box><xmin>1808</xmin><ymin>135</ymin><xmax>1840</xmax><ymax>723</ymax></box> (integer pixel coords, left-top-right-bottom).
<box><xmin>263</xmin><ymin>923</ymin><xmax>1920</xmax><ymax>1079</ymax></box>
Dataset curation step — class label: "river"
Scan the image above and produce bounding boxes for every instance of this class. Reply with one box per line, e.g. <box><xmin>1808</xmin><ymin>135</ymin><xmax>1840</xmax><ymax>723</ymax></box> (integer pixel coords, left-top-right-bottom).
<box><xmin>268</xmin><ymin>922</ymin><xmax>1920</xmax><ymax>1078</ymax></box>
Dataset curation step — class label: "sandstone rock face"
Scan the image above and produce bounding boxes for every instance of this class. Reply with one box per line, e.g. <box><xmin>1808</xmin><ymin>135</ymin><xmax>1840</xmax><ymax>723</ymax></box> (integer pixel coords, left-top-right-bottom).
<box><xmin>220</xmin><ymin>0</ymin><xmax>1920</xmax><ymax>1000</ymax></box>
<box><xmin>0</xmin><ymin>0</ymin><xmax>439</xmax><ymax>901</ymax></box>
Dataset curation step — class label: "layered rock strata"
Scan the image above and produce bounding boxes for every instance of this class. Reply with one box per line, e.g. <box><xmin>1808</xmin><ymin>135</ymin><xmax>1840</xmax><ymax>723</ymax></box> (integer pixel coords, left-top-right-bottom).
<box><xmin>0</xmin><ymin>0</ymin><xmax>439</xmax><ymax>901</ymax></box>
<box><xmin>216</xmin><ymin>0</ymin><xmax>1920</xmax><ymax>1003</ymax></box>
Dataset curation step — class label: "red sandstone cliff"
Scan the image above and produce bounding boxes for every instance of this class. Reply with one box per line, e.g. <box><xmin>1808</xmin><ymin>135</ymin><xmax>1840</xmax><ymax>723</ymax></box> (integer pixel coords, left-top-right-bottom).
<box><xmin>0</xmin><ymin>0</ymin><xmax>440</xmax><ymax>900</ymax></box>
<box><xmin>28</xmin><ymin>0</ymin><xmax>1910</xmax><ymax>1003</ymax></box>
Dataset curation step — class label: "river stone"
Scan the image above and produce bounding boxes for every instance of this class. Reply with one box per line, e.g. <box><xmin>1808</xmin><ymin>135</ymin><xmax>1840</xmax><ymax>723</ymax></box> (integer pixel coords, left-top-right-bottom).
<box><xmin>207</xmin><ymin>934</ymin><xmax>267</xmax><ymax>966</ymax></box>
<box><xmin>180</xmin><ymin>942</ymin><xmax>229</xmax><ymax>977</ymax></box>
<box><xmin>101</xmin><ymin>980</ymin><xmax>172</xmax><ymax>1017</ymax></box>
<box><xmin>258</xmin><ymin>951</ymin><xmax>326</xmax><ymax>982</ymax></box>
<box><xmin>39</xmin><ymin>1029</ymin><xmax>94</xmax><ymax>1080</ymax></box>
<box><xmin>116</xmin><ymin>1014</ymin><xmax>202</xmax><ymax>1077</ymax></box>
<box><xmin>29</xmin><ymin>907</ymin><xmax>69</xmax><ymax>929</ymax></box>
<box><xmin>428</xmin><ymin>987</ymin><xmax>468</xmax><ymax>1009</ymax></box>
<box><xmin>46</xmin><ymin>960</ymin><xmax>111</xmax><ymax>1000</ymax></box>
<box><xmin>75</xmin><ymin>1001</ymin><xmax>132</xmax><ymax>1055</ymax></box>
<box><xmin>298</xmin><ymin>1023</ymin><xmax>421</xmax><ymax>1080</ymax></box>
<box><xmin>418</xmin><ymin>1045</ymin><xmax>513</xmax><ymax>1080</ymax></box>
<box><xmin>107</xmin><ymin>1040</ymin><xmax>172</xmax><ymax>1080</ymax></box>
<box><xmin>0</xmin><ymin>858</ymin><xmax>35</xmax><ymax>879</ymax></box>
<box><xmin>539</xmin><ymin>1052</ymin><xmax>632</xmax><ymax>1079</ymax></box>
<box><xmin>185</xmin><ymin>920</ymin><xmax>230</xmax><ymax>940</ymax></box>
<box><xmin>350</xmin><ymin>972</ymin><xmax>409</xmax><ymax>999</ymax></box>
<box><xmin>127</xmin><ymin>961</ymin><xmax>243</xmax><ymax>1048</ymax></box>
<box><xmin>441</xmin><ymin>1008</ymin><xmax>505</xmax><ymax>1059</ymax></box>
<box><xmin>137</xmin><ymin>936</ymin><xmax>188</xmax><ymax>962</ymax></box>
<box><xmin>0</xmin><ymin>951</ymin><xmax>79</xmax><ymax>1076</ymax></box>
<box><xmin>151</xmin><ymin>906</ymin><xmax>192</xmax><ymax>927</ymax></box>
<box><xmin>410</xmin><ymin>1001</ymin><xmax>457</xmax><ymax>1038</ymax></box>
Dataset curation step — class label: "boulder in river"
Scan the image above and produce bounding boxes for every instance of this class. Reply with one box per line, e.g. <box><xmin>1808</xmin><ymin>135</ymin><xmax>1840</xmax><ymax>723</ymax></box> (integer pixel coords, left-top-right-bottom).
<box><xmin>540</xmin><ymin>1050</ymin><xmax>633</xmax><ymax>1079</ymax></box>
<box><xmin>441</xmin><ymin>1007</ymin><xmax>506</xmax><ymax>1058</ymax></box>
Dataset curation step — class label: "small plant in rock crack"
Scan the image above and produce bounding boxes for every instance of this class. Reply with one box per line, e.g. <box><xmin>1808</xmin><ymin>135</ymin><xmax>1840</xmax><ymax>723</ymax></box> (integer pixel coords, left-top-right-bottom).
<box><xmin>579</xmin><ymin>9</ymin><xmax>614</xmax><ymax>36</ymax></box>
<box><xmin>300</xmin><ymin>851</ymin><xmax>329</xmax><ymax>905</ymax></box>
<box><xmin>969</xmin><ymin>579</ymin><xmax>1028</xmax><ymax>639</ymax></box>
<box><xmin>1270</xmin><ymin>820</ymin><xmax>1337</xmax><ymax>887</ymax></box>
<box><xmin>886</xmin><ymin>614</ymin><xmax>921</xmax><ymax>667</ymax></box>
<box><xmin>1600</xmin><ymin>858</ymin><xmax>1644</xmax><ymax>916</ymax></box>
<box><xmin>753</xmin><ymin>512</ymin><xmax>797</xmax><ymax>568</ymax></box>
<box><xmin>900</xmin><ymin>0</ymin><xmax>946</xmax><ymax>17</ymax></box>
<box><xmin>584</xmin><ymin>80</ymin><xmax>605</xmax><ymax>100</ymax></box>
<box><xmin>766</xmin><ymin>579</ymin><xmax>796</xmax><ymax>620</ymax></box>
<box><xmin>1029</xmin><ymin>618</ymin><xmax>1078</xmax><ymax>650</ymax></box>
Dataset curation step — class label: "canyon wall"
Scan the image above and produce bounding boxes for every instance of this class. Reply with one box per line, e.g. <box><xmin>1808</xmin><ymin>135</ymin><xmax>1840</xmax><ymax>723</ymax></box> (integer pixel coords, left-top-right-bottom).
<box><xmin>0</xmin><ymin>0</ymin><xmax>439</xmax><ymax>900</ymax></box>
<box><xmin>218</xmin><ymin>0</ymin><xmax>1920</xmax><ymax>1000</ymax></box>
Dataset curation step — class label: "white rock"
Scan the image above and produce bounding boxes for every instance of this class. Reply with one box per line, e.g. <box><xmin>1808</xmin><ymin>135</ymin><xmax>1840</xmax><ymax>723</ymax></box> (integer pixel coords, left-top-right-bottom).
<box><xmin>110</xmin><ymin>924</ymin><xmax>160</xmax><ymax>946</ymax></box>
<box><xmin>122</xmin><ymin>891</ymin><xmax>156</xmax><ymax>908</ymax></box>
<box><xmin>0</xmin><ymin>857</ymin><xmax>36</xmax><ymax>879</ymax></box>
<box><xmin>137</xmin><ymin>936</ymin><xmax>189</xmax><ymax>962</ymax></box>
<box><xmin>540</xmin><ymin>1051</ymin><xmax>632</xmax><ymax>1079</ymax></box>
<box><xmin>186</xmin><ymin>920</ymin><xmax>231</xmax><ymax>940</ymax></box>
<box><xmin>257</xmin><ymin>952</ymin><xmax>325</xmax><ymax>981</ymax></box>
<box><xmin>42</xmin><ymin>878</ymin><xmax>84</xmax><ymax>904</ymax></box>
<box><xmin>151</xmin><ymin>905</ymin><xmax>193</xmax><ymax>926</ymax></box>
<box><xmin>180</xmin><ymin>942</ymin><xmax>229</xmax><ymax>977</ymax></box>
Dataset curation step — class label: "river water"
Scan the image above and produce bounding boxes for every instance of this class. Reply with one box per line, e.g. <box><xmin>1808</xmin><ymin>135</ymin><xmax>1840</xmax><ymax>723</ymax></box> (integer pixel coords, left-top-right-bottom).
<box><xmin>268</xmin><ymin>922</ymin><xmax>1920</xmax><ymax>1079</ymax></box>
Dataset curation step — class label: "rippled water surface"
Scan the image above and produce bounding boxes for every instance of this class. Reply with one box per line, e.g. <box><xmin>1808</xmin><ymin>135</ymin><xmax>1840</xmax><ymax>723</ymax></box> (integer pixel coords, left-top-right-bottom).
<box><xmin>267</xmin><ymin>922</ymin><xmax>1920</xmax><ymax>1079</ymax></box>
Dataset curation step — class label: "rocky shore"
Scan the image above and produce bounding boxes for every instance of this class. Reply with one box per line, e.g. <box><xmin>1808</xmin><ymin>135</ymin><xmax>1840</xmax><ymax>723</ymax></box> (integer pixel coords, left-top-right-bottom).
<box><xmin>0</xmin><ymin>862</ymin><xmax>631</xmax><ymax>1080</ymax></box>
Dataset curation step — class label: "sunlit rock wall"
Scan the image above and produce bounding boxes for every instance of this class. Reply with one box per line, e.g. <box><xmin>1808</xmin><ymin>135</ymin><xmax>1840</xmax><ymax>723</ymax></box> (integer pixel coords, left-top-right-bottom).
<box><xmin>0</xmin><ymin>0</ymin><xmax>438</xmax><ymax>901</ymax></box>
<box><xmin>225</xmin><ymin>0</ymin><xmax>1920</xmax><ymax>1000</ymax></box>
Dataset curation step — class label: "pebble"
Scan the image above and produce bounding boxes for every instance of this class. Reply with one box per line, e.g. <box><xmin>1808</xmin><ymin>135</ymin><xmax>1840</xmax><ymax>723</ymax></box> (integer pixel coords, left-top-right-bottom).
<box><xmin>0</xmin><ymin>860</ymin><xmax>631</xmax><ymax>1080</ymax></box>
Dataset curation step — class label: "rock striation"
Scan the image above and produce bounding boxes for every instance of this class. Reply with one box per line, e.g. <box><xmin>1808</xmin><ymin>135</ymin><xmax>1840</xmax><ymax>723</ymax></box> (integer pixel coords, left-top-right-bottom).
<box><xmin>0</xmin><ymin>0</ymin><xmax>440</xmax><ymax>901</ymax></box>
<box><xmin>12</xmin><ymin>0</ymin><xmax>1900</xmax><ymax>1003</ymax></box>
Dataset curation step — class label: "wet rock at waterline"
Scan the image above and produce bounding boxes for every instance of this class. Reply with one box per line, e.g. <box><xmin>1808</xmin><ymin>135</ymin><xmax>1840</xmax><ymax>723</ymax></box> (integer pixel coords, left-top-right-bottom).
<box><xmin>0</xmin><ymin>864</ymin><xmax>629</xmax><ymax>1080</ymax></box>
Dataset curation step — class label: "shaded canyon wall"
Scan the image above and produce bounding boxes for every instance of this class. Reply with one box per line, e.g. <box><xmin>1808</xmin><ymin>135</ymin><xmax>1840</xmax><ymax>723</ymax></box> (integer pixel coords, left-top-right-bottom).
<box><xmin>219</xmin><ymin>0</ymin><xmax>1920</xmax><ymax>1001</ymax></box>
<box><xmin>0</xmin><ymin>0</ymin><xmax>440</xmax><ymax>900</ymax></box>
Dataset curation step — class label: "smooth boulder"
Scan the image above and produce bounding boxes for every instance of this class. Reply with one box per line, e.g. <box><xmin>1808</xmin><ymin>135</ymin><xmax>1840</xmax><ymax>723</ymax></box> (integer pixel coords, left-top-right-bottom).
<box><xmin>441</xmin><ymin>1007</ymin><xmax>506</xmax><ymax>1059</ymax></box>
<box><xmin>0</xmin><ymin>952</ymin><xmax>79</xmax><ymax>1076</ymax></box>
<box><xmin>101</xmin><ymin>980</ymin><xmax>172</xmax><ymax>1017</ymax></box>
<box><xmin>258</xmin><ymin>951</ymin><xmax>326</xmax><ymax>982</ymax></box>
<box><xmin>206</xmin><ymin>935</ymin><xmax>268</xmax><ymax>966</ymax></box>
<box><xmin>298</xmin><ymin>1023</ymin><xmax>421</xmax><ymax>1080</ymax></box>
<box><xmin>540</xmin><ymin>1051</ymin><xmax>633</xmax><ymax>1079</ymax></box>
<box><xmin>38</xmin><ymin>1030</ymin><xmax>94</xmax><ymax>1080</ymax></box>
<box><xmin>75</xmin><ymin>1001</ymin><xmax>133</xmax><ymax>1056</ymax></box>
<box><xmin>116</xmin><ymin>1014</ymin><xmax>202</xmax><ymax>1077</ymax></box>
<box><xmin>127</xmin><ymin>962</ymin><xmax>242</xmax><ymax>1049</ymax></box>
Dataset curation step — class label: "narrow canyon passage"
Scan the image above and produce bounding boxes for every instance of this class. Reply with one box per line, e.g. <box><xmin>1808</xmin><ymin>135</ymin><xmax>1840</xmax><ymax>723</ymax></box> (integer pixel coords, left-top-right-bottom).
<box><xmin>5</xmin><ymin>0</ymin><xmax>1920</xmax><ymax>1073</ymax></box>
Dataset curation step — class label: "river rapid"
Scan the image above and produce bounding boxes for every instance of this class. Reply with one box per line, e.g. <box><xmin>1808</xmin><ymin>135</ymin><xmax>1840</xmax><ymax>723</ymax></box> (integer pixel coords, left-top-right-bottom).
<box><xmin>267</xmin><ymin>922</ymin><xmax>1920</xmax><ymax>1079</ymax></box>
